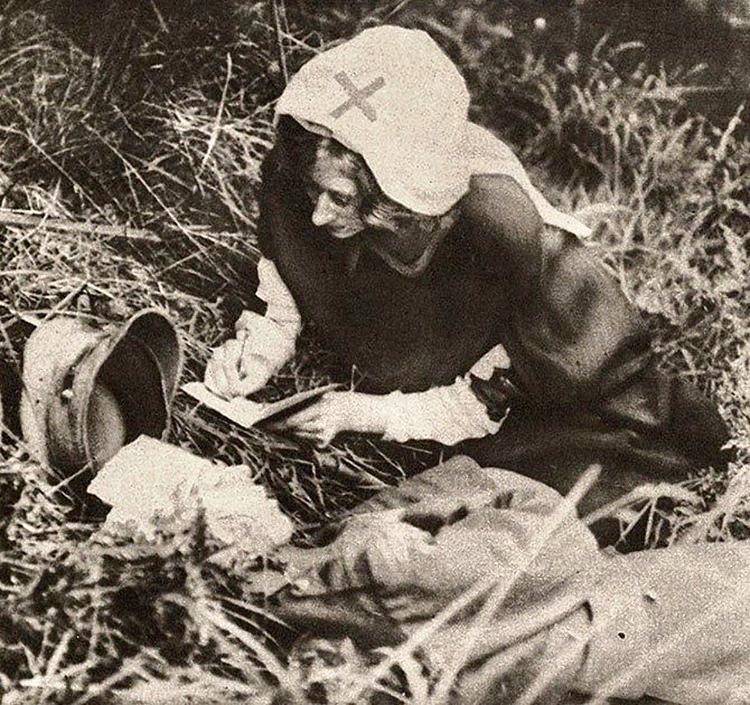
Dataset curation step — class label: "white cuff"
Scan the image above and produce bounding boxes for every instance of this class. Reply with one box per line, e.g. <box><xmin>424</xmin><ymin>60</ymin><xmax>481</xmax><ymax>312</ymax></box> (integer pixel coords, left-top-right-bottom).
<box><xmin>235</xmin><ymin>312</ymin><xmax>295</xmax><ymax>374</ymax></box>
<box><xmin>468</xmin><ymin>342</ymin><xmax>511</xmax><ymax>380</ymax></box>
<box><xmin>233</xmin><ymin>258</ymin><xmax>301</xmax><ymax>376</ymax></box>
<box><xmin>379</xmin><ymin>344</ymin><xmax>510</xmax><ymax>445</ymax></box>
<box><xmin>255</xmin><ymin>257</ymin><xmax>301</xmax><ymax>330</ymax></box>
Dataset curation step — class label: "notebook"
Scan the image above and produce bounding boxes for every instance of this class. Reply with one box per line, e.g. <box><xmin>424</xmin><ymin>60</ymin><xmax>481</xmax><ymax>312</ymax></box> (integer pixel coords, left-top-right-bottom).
<box><xmin>182</xmin><ymin>381</ymin><xmax>340</xmax><ymax>429</ymax></box>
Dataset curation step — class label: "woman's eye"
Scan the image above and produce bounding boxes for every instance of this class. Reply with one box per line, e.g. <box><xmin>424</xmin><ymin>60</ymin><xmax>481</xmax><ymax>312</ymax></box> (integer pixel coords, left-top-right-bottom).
<box><xmin>330</xmin><ymin>193</ymin><xmax>352</xmax><ymax>208</ymax></box>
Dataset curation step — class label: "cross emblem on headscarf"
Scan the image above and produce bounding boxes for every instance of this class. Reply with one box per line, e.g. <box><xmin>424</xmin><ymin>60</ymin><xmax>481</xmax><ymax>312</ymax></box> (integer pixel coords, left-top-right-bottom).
<box><xmin>330</xmin><ymin>71</ymin><xmax>386</xmax><ymax>122</ymax></box>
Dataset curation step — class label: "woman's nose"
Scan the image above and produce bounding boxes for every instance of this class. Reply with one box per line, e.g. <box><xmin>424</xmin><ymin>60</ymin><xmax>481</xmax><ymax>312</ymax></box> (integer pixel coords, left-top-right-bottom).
<box><xmin>311</xmin><ymin>193</ymin><xmax>336</xmax><ymax>227</ymax></box>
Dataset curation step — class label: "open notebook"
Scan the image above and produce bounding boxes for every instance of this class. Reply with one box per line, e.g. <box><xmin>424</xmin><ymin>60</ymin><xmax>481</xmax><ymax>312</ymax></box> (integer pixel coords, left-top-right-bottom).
<box><xmin>182</xmin><ymin>381</ymin><xmax>340</xmax><ymax>429</ymax></box>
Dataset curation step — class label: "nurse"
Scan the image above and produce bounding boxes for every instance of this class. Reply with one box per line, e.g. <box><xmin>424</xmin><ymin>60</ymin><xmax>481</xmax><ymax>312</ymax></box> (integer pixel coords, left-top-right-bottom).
<box><xmin>205</xmin><ymin>25</ymin><xmax>729</xmax><ymax>512</ymax></box>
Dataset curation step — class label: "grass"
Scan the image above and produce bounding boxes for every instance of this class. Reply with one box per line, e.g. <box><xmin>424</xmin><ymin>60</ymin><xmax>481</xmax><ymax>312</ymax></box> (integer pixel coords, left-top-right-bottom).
<box><xmin>0</xmin><ymin>1</ymin><xmax>748</xmax><ymax>703</ymax></box>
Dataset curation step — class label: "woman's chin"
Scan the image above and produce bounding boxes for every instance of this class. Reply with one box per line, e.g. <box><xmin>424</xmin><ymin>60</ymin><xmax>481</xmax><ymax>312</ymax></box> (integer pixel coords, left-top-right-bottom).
<box><xmin>328</xmin><ymin>227</ymin><xmax>360</xmax><ymax>240</ymax></box>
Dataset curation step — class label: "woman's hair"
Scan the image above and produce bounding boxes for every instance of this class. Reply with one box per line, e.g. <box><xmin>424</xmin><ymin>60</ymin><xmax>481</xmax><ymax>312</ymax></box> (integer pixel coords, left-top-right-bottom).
<box><xmin>275</xmin><ymin>117</ymin><xmax>450</xmax><ymax>237</ymax></box>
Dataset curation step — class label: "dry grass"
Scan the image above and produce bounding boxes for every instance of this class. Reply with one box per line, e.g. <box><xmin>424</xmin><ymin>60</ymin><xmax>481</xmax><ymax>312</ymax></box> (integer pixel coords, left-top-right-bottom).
<box><xmin>1</xmin><ymin>2</ymin><xmax>748</xmax><ymax>703</ymax></box>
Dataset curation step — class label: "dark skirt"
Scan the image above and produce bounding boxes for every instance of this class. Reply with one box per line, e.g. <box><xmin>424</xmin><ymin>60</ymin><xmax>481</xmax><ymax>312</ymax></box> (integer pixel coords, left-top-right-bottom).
<box><xmin>455</xmin><ymin>366</ymin><xmax>731</xmax><ymax>545</ymax></box>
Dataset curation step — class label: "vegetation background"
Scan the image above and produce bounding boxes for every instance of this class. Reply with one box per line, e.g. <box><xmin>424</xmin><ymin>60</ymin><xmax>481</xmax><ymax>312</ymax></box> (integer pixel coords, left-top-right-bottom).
<box><xmin>0</xmin><ymin>1</ymin><xmax>748</xmax><ymax>703</ymax></box>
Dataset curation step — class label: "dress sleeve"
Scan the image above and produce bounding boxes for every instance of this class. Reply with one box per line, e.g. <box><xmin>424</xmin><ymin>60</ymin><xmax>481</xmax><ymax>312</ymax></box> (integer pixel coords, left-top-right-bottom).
<box><xmin>253</xmin><ymin>257</ymin><xmax>301</xmax><ymax>328</ymax></box>
<box><xmin>256</xmin><ymin>145</ymin><xmax>286</xmax><ymax>261</ymax></box>
<box><xmin>463</xmin><ymin>173</ymin><xmax>652</xmax><ymax>409</ymax></box>
<box><xmin>463</xmin><ymin>173</ymin><xmax>545</xmax><ymax>306</ymax></box>
<box><xmin>233</xmin><ymin>143</ymin><xmax>304</xmax><ymax>376</ymax></box>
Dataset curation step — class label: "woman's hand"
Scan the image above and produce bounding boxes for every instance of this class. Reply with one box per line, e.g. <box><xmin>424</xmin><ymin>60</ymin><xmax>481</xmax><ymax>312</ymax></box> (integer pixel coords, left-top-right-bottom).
<box><xmin>275</xmin><ymin>391</ymin><xmax>387</xmax><ymax>447</ymax></box>
<box><xmin>204</xmin><ymin>330</ymin><xmax>273</xmax><ymax>399</ymax></box>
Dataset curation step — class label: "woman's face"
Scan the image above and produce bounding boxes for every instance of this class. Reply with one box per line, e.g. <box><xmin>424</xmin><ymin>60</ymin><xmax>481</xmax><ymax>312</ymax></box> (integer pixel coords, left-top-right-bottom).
<box><xmin>305</xmin><ymin>145</ymin><xmax>365</xmax><ymax>239</ymax></box>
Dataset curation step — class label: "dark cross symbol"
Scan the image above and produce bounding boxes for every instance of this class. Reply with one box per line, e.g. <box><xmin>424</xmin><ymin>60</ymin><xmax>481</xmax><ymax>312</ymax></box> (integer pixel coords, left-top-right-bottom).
<box><xmin>330</xmin><ymin>71</ymin><xmax>386</xmax><ymax>122</ymax></box>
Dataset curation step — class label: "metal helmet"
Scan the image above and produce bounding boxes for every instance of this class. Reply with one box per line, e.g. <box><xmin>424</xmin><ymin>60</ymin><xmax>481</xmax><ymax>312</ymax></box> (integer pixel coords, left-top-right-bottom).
<box><xmin>19</xmin><ymin>310</ymin><xmax>183</xmax><ymax>474</ymax></box>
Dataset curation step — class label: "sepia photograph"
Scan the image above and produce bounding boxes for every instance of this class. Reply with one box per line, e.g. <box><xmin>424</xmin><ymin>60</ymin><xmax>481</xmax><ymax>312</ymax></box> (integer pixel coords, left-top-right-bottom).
<box><xmin>0</xmin><ymin>1</ymin><xmax>748</xmax><ymax>703</ymax></box>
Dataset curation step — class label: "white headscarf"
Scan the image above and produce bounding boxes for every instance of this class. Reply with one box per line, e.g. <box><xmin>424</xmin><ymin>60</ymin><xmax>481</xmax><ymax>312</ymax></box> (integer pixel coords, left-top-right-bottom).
<box><xmin>275</xmin><ymin>25</ymin><xmax>590</xmax><ymax>238</ymax></box>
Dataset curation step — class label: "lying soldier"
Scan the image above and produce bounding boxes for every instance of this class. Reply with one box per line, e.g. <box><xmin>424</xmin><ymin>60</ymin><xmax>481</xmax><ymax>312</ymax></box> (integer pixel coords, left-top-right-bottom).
<box><xmin>264</xmin><ymin>455</ymin><xmax>748</xmax><ymax>705</ymax></box>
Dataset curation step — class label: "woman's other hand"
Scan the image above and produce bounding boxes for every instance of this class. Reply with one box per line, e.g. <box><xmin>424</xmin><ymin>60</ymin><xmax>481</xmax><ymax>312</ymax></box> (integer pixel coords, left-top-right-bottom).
<box><xmin>276</xmin><ymin>391</ymin><xmax>387</xmax><ymax>447</ymax></box>
<box><xmin>204</xmin><ymin>330</ymin><xmax>273</xmax><ymax>399</ymax></box>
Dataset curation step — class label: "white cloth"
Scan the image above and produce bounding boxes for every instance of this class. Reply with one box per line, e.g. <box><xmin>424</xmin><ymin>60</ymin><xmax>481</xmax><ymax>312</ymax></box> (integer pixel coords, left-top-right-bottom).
<box><xmin>255</xmin><ymin>257</ymin><xmax>302</xmax><ymax>327</ymax></box>
<box><xmin>275</xmin><ymin>24</ymin><xmax>590</xmax><ymax>237</ymax></box>
<box><xmin>465</xmin><ymin>123</ymin><xmax>592</xmax><ymax>238</ymax></box>
<box><xmin>276</xmin><ymin>25</ymin><xmax>468</xmax><ymax>217</ymax></box>
<box><xmin>381</xmin><ymin>344</ymin><xmax>511</xmax><ymax>445</ymax></box>
<box><xmin>88</xmin><ymin>436</ymin><xmax>293</xmax><ymax>563</ymax></box>
<box><xmin>234</xmin><ymin>257</ymin><xmax>301</xmax><ymax>380</ymax></box>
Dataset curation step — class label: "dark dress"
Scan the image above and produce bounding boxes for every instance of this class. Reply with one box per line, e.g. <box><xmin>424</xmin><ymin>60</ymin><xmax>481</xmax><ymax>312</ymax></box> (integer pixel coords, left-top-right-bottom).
<box><xmin>257</xmin><ymin>146</ymin><xmax>730</xmax><ymax>517</ymax></box>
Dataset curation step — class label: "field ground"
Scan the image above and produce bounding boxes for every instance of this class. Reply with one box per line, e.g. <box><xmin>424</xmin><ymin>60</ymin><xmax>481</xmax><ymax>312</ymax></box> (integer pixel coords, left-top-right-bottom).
<box><xmin>0</xmin><ymin>2</ymin><xmax>748</xmax><ymax>703</ymax></box>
